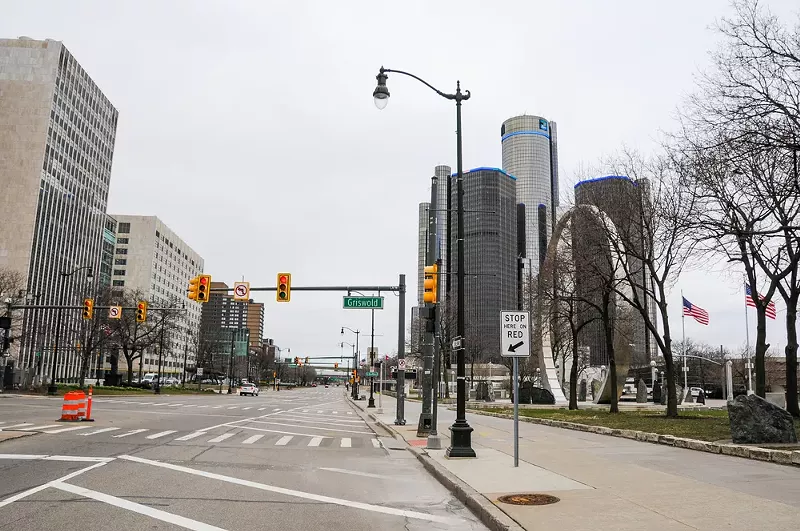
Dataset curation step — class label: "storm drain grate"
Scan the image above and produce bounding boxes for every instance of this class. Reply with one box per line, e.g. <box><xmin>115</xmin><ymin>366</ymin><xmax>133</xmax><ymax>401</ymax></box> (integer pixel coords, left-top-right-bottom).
<box><xmin>497</xmin><ymin>493</ymin><xmax>560</xmax><ymax>506</ymax></box>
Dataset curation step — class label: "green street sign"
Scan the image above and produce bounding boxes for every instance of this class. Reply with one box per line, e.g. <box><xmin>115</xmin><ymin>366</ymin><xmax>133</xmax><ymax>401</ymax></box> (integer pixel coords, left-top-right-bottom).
<box><xmin>366</xmin><ymin>372</ymin><xmax>378</xmax><ymax>377</ymax></box>
<box><xmin>343</xmin><ymin>296</ymin><xmax>384</xmax><ymax>310</ymax></box>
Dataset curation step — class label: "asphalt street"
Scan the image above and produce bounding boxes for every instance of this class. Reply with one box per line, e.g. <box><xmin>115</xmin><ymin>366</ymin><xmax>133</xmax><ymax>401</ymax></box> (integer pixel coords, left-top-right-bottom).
<box><xmin>0</xmin><ymin>387</ymin><xmax>486</xmax><ymax>531</ymax></box>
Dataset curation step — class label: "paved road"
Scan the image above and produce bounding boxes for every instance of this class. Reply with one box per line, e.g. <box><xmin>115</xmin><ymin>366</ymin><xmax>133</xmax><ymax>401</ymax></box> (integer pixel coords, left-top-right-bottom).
<box><xmin>0</xmin><ymin>388</ymin><xmax>486</xmax><ymax>530</ymax></box>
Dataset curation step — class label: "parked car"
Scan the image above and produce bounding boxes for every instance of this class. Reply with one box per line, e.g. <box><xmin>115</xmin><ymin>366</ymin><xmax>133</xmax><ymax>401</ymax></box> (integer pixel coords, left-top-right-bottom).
<box><xmin>240</xmin><ymin>383</ymin><xmax>259</xmax><ymax>396</ymax></box>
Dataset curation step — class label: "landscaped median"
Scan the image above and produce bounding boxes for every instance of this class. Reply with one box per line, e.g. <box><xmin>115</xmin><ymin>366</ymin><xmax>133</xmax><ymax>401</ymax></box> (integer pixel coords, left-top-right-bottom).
<box><xmin>468</xmin><ymin>407</ymin><xmax>800</xmax><ymax>468</ymax></box>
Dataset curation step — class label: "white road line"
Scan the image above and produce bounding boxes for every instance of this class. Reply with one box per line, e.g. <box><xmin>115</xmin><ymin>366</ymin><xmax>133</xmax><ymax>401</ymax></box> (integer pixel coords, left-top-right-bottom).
<box><xmin>271</xmin><ymin>415</ymin><xmax>365</xmax><ymax>426</ymax></box>
<box><xmin>302</xmin><ymin>409</ymin><xmax>309</xmax><ymax>413</ymax></box>
<box><xmin>331</xmin><ymin>411</ymin><xmax>337</xmax><ymax>414</ymax></box>
<box><xmin>52</xmin><ymin>482</ymin><xmax>225</xmax><ymax>531</ymax></box>
<box><xmin>320</xmin><ymin>467</ymin><xmax>393</xmax><ymax>479</ymax></box>
<box><xmin>242</xmin><ymin>434</ymin><xmax>264</xmax><ymax>444</ymax></box>
<box><xmin>0</xmin><ymin>455</ymin><xmax>112</xmax><ymax>463</ymax></box>
<box><xmin>118</xmin><ymin>455</ymin><xmax>457</xmax><ymax>524</ymax></box>
<box><xmin>347</xmin><ymin>412</ymin><xmax>353</xmax><ymax>415</ymax></box>
<box><xmin>196</xmin><ymin>402</ymin><xmax>328</xmax><ymax>433</ymax></box>
<box><xmin>0</xmin><ymin>423</ymin><xmax>33</xmax><ymax>430</ymax></box>
<box><xmin>372</xmin><ymin>439</ymin><xmax>381</xmax><ymax>449</ymax></box>
<box><xmin>17</xmin><ymin>424</ymin><xmax>60</xmax><ymax>431</ymax></box>
<box><xmin>146</xmin><ymin>430</ymin><xmax>177</xmax><ymax>440</ymax></box>
<box><xmin>167</xmin><ymin>404</ymin><xmax>183</xmax><ymax>407</ymax></box>
<box><xmin>173</xmin><ymin>431</ymin><xmax>204</xmax><ymax>441</ymax></box>
<box><xmin>42</xmin><ymin>426</ymin><xmax>90</xmax><ymax>434</ymax></box>
<box><xmin>112</xmin><ymin>429</ymin><xmax>148</xmax><ymax>438</ymax></box>
<box><xmin>212</xmin><ymin>406</ymin><xmax>223</xmax><ymax>409</ymax></box>
<box><xmin>80</xmin><ymin>427</ymin><xmax>120</xmax><ymax>436</ymax></box>
<box><xmin>273</xmin><ymin>408</ymin><xmax>281</xmax><ymax>411</ymax></box>
<box><xmin>308</xmin><ymin>437</ymin><xmax>323</xmax><ymax>447</ymax></box>
<box><xmin>0</xmin><ymin>454</ymin><xmax>47</xmax><ymax>460</ymax></box>
<box><xmin>317</xmin><ymin>410</ymin><xmax>324</xmax><ymax>413</ymax></box>
<box><xmin>275</xmin><ymin>435</ymin><xmax>293</xmax><ymax>446</ymax></box>
<box><xmin>182</xmin><ymin>404</ymin><xmax>196</xmax><ymax>408</ymax></box>
<box><xmin>207</xmin><ymin>433</ymin><xmax>234</xmax><ymax>443</ymax></box>
<box><xmin>235</xmin><ymin>426</ymin><xmax>332</xmax><ymax>438</ymax></box>
<box><xmin>340</xmin><ymin>438</ymin><xmax>351</xmax><ymax>448</ymax></box>
<box><xmin>0</xmin><ymin>461</ymin><xmax>107</xmax><ymax>509</ymax></box>
<box><xmin>247</xmin><ymin>420</ymin><xmax>372</xmax><ymax>435</ymax></box>
<box><xmin>197</xmin><ymin>405</ymin><xmax>209</xmax><ymax>409</ymax></box>
<box><xmin>242</xmin><ymin>407</ymin><xmax>252</xmax><ymax>411</ymax></box>
<box><xmin>227</xmin><ymin>406</ymin><xmax>238</xmax><ymax>410</ymax></box>
<box><xmin>151</xmin><ymin>403</ymin><xmax>166</xmax><ymax>406</ymax></box>
<box><xmin>257</xmin><ymin>407</ymin><xmax>266</xmax><ymax>411</ymax></box>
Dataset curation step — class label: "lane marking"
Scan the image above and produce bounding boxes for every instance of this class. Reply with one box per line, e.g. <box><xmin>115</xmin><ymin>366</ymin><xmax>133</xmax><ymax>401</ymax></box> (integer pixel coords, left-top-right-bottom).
<box><xmin>320</xmin><ymin>467</ymin><xmax>394</xmax><ymax>479</ymax></box>
<box><xmin>146</xmin><ymin>430</ymin><xmax>177</xmax><ymax>440</ymax></box>
<box><xmin>372</xmin><ymin>439</ymin><xmax>381</xmax><ymax>448</ymax></box>
<box><xmin>308</xmin><ymin>437</ymin><xmax>323</xmax><ymax>447</ymax></box>
<box><xmin>168</xmin><ymin>404</ymin><xmax>183</xmax><ymax>407</ymax></box>
<box><xmin>227</xmin><ymin>406</ymin><xmax>238</xmax><ymax>410</ymax></box>
<box><xmin>52</xmin><ymin>482</ymin><xmax>225</xmax><ymax>531</ymax></box>
<box><xmin>174</xmin><ymin>431</ymin><xmax>204</xmax><ymax>441</ymax></box>
<box><xmin>80</xmin><ymin>427</ymin><xmax>120</xmax><ymax>436</ymax></box>
<box><xmin>118</xmin><ymin>455</ymin><xmax>458</xmax><ymax>524</ymax></box>
<box><xmin>302</xmin><ymin>410</ymin><xmax>309</xmax><ymax>413</ymax></box>
<box><xmin>212</xmin><ymin>406</ymin><xmax>223</xmax><ymax>409</ymax></box>
<box><xmin>207</xmin><ymin>433</ymin><xmax>235</xmax><ymax>443</ymax></box>
<box><xmin>346</xmin><ymin>412</ymin><xmax>353</xmax><ymax>415</ymax></box>
<box><xmin>43</xmin><ymin>455</ymin><xmax>112</xmax><ymax>462</ymax></box>
<box><xmin>247</xmin><ymin>420</ymin><xmax>372</xmax><ymax>435</ymax></box>
<box><xmin>151</xmin><ymin>403</ymin><xmax>166</xmax><ymax>406</ymax></box>
<box><xmin>271</xmin><ymin>415</ymin><xmax>366</xmax><ymax>425</ymax></box>
<box><xmin>257</xmin><ymin>407</ymin><xmax>266</xmax><ymax>411</ymax></box>
<box><xmin>182</xmin><ymin>404</ymin><xmax>196</xmax><ymax>408</ymax></box>
<box><xmin>196</xmin><ymin>402</ymin><xmax>330</xmax><ymax>433</ymax></box>
<box><xmin>0</xmin><ymin>453</ymin><xmax>47</xmax><ymax>460</ymax></box>
<box><xmin>113</xmin><ymin>429</ymin><xmax>148</xmax><ymax>438</ymax></box>
<box><xmin>42</xmin><ymin>426</ymin><xmax>91</xmax><ymax>434</ymax></box>
<box><xmin>340</xmin><ymin>438</ymin><xmax>351</xmax><ymax>448</ymax></box>
<box><xmin>0</xmin><ymin>461</ymin><xmax>107</xmax><ymax>509</ymax></box>
<box><xmin>242</xmin><ymin>434</ymin><xmax>264</xmax><ymax>444</ymax></box>
<box><xmin>273</xmin><ymin>408</ymin><xmax>281</xmax><ymax>411</ymax></box>
<box><xmin>275</xmin><ymin>436</ymin><xmax>293</xmax><ymax>446</ymax></box>
<box><xmin>241</xmin><ymin>407</ymin><xmax>252</xmax><ymax>411</ymax></box>
<box><xmin>317</xmin><ymin>410</ymin><xmax>324</xmax><ymax>413</ymax></box>
<box><xmin>0</xmin><ymin>423</ymin><xmax>33</xmax><ymax>430</ymax></box>
<box><xmin>235</xmin><ymin>426</ymin><xmax>331</xmax><ymax>438</ymax></box>
<box><xmin>197</xmin><ymin>405</ymin><xmax>209</xmax><ymax>409</ymax></box>
<box><xmin>17</xmin><ymin>424</ymin><xmax>60</xmax><ymax>431</ymax></box>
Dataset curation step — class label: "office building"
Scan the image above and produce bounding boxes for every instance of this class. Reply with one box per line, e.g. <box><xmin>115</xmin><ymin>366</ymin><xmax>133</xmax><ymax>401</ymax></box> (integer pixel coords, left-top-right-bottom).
<box><xmin>0</xmin><ymin>38</ymin><xmax>118</xmax><ymax>382</ymax></box>
<box><xmin>573</xmin><ymin>175</ymin><xmax>657</xmax><ymax>367</ymax></box>
<box><xmin>98</xmin><ymin>215</ymin><xmax>117</xmax><ymax>290</ymax></box>
<box><xmin>450</xmin><ymin>168</ymin><xmax>518</xmax><ymax>361</ymax></box>
<box><xmin>417</xmin><ymin>202</ymin><xmax>430</xmax><ymax>305</ymax></box>
<box><xmin>108</xmin><ymin>215</ymin><xmax>204</xmax><ymax>378</ymax></box>
<box><xmin>501</xmin><ymin>115</ymin><xmax>559</xmax><ymax>275</ymax></box>
<box><xmin>246</xmin><ymin>301</ymin><xmax>264</xmax><ymax>349</ymax></box>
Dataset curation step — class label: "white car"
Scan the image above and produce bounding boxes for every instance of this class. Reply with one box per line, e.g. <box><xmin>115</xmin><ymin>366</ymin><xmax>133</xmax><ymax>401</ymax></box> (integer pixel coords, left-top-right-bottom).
<box><xmin>240</xmin><ymin>383</ymin><xmax>259</xmax><ymax>396</ymax></box>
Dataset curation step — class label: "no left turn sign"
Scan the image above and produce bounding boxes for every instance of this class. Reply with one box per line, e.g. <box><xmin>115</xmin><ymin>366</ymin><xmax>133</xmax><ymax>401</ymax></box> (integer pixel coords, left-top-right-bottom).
<box><xmin>108</xmin><ymin>306</ymin><xmax>122</xmax><ymax>319</ymax></box>
<box><xmin>234</xmin><ymin>282</ymin><xmax>250</xmax><ymax>301</ymax></box>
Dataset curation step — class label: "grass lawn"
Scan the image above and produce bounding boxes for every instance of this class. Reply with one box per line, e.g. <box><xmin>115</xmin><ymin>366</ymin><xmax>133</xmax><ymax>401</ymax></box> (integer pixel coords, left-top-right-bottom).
<box><xmin>477</xmin><ymin>407</ymin><xmax>800</xmax><ymax>442</ymax></box>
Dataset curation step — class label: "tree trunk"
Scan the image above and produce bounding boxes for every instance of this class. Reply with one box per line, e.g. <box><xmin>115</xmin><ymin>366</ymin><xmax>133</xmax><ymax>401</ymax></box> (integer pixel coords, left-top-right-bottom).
<box><xmin>755</xmin><ymin>309</ymin><xmax>768</xmax><ymax>397</ymax></box>
<box><xmin>602</xmin><ymin>292</ymin><xmax>619</xmax><ymax>414</ymax></box>
<box><xmin>126</xmin><ymin>356</ymin><xmax>134</xmax><ymax>385</ymax></box>
<box><xmin>443</xmin><ymin>351</ymin><xmax>450</xmax><ymax>399</ymax></box>
<box><xmin>569</xmin><ymin>338</ymin><xmax>579</xmax><ymax>410</ymax></box>
<box><xmin>786</xmin><ymin>300</ymin><xmax>799</xmax><ymax>417</ymax></box>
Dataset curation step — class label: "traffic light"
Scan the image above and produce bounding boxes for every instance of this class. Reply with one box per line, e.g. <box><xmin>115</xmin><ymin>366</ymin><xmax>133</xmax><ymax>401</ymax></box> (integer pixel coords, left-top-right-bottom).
<box><xmin>305</xmin><ymin>357</ymin><xmax>309</xmax><ymax>364</ymax></box>
<box><xmin>136</xmin><ymin>301</ymin><xmax>148</xmax><ymax>323</ymax></box>
<box><xmin>334</xmin><ymin>363</ymin><xmax>338</xmax><ymax>369</ymax></box>
<box><xmin>423</xmin><ymin>264</ymin><xmax>438</xmax><ymax>303</ymax></box>
<box><xmin>82</xmin><ymin>298</ymin><xmax>94</xmax><ymax>320</ymax></box>
<box><xmin>187</xmin><ymin>276</ymin><xmax>200</xmax><ymax>300</ymax></box>
<box><xmin>277</xmin><ymin>273</ymin><xmax>291</xmax><ymax>302</ymax></box>
<box><xmin>294</xmin><ymin>356</ymin><xmax>299</xmax><ymax>365</ymax></box>
<box><xmin>197</xmin><ymin>274</ymin><xmax>211</xmax><ymax>303</ymax></box>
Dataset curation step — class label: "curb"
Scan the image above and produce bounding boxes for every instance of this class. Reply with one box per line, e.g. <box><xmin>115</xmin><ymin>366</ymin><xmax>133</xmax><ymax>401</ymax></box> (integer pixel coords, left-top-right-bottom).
<box><xmin>466</xmin><ymin>409</ymin><xmax>800</xmax><ymax>469</ymax></box>
<box><xmin>347</xmin><ymin>399</ymin><xmax>524</xmax><ymax>531</ymax></box>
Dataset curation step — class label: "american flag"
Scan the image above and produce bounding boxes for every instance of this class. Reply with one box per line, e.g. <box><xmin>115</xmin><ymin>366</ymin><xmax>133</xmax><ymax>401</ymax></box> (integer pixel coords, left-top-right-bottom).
<box><xmin>682</xmin><ymin>297</ymin><xmax>709</xmax><ymax>325</ymax></box>
<box><xmin>745</xmin><ymin>284</ymin><xmax>776</xmax><ymax>320</ymax></box>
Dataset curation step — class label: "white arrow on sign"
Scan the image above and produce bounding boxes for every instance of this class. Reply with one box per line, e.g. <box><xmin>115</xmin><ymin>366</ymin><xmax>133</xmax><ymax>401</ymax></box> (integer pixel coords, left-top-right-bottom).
<box><xmin>500</xmin><ymin>310</ymin><xmax>531</xmax><ymax>358</ymax></box>
<box><xmin>233</xmin><ymin>281</ymin><xmax>250</xmax><ymax>301</ymax></box>
<box><xmin>108</xmin><ymin>306</ymin><xmax>122</xmax><ymax>320</ymax></box>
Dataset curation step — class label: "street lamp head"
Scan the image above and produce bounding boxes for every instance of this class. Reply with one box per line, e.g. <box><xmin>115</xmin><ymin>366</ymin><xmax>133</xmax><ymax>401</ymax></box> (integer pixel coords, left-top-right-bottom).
<box><xmin>86</xmin><ymin>271</ymin><xmax>94</xmax><ymax>283</ymax></box>
<box><xmin>373</xmin><ymin>68</ymin><xmax>390</xmax><ymax>110</ymax></box>
<box><xmin>340</xmin><ymin>327</ymin><xmax>344</xmax><ymax>335</ymax></box>
<box><xmin>650</xmin><ymin>360</ymin><xmax>656</xmax><ymax>368</ymax></box>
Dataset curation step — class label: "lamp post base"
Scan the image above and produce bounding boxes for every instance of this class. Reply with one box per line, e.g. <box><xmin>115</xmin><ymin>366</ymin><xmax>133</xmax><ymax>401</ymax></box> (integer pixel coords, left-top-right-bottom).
<box><xmin>367</xmin><ymin>396</ymin><xmax>375</xmax><ymax>408</ymax></box>
<box><xmin>446</xmin><ymin>422</ymin><xmax>476</xmax><ymax>458</ymax></box>
<box><xmin>47</xmin><ymin>384</ymin><xmax>58</xmax><ymax>396</ymax></box>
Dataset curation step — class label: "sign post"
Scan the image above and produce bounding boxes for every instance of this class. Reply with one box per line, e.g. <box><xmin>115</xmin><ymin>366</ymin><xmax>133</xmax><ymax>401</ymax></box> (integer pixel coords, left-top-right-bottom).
<box><xmin>501</xmin><ymin>310</ymin><xmax>531</xmax><ymax>468</ymax></box>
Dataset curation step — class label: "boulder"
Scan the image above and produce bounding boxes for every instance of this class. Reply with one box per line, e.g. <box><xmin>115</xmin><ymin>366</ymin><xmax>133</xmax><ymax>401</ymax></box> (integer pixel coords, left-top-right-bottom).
<box><xmin>578</xmin><ymin>380</ymin><xmax>587</xmax><ymax>402</ymax></box>
<box><xmin>636</xmin><ymin>379</ymin><xmax>648</xmax><ymax>403</ymax></box>
<box><xmin>727</xmin><ymin>394</ymin><xmax>798</xmax><ymax>444</ymax></box>
<box><xmin>697</xmin><ymin>389</ymin><xmax>706</xmax><ymax>405</ymax></box>
<box><xmin>661</xmin><ymin>384</ymin><xmax>683</xmax><ymax>405</ymax></box>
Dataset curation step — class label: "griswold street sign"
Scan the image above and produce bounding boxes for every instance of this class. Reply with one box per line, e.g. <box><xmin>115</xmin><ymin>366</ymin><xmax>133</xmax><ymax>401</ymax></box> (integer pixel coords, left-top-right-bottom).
<box><xmin>342</xmin><ymin>296</ymin><xmax>384</xmax><ymax>310</ymax></box>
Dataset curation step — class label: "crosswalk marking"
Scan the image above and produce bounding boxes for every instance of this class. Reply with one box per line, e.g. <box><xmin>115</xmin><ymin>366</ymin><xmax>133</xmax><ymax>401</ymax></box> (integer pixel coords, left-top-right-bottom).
<box><xmin>182</xmin><ymin>404</ymin><xmax>196</xmax><ymax>408</ymax></box>
<box><xmin>1</xmin><ymin>423</ymin><xmax>34</xmax><ymax>430</ymax></box>
<box><xmin>42</xmin><ymin>426</ymin><xmax>90</xmax><ymax>434</ymax></box>
<box><xmin>308</xmin><ymin>437</ymin><xmax>323</xmax><ymax>447</ymax></box>
<box><xmin>213</xmin><ymin>406</ymin><xmax>222</xmax><ymax>409</ymax></box>
<box><xmin>207</xmin><ymin>432</ymin><xmax>235</xmax><ymax>443</ymax></box>
<box><xmin>347</xmin><ymin>412</ymin><xmax>353</xmax><ymax>415</ymax></box>
<box><xmin>227</xmin><ymin>406</ymin><xmax>238</xmax><ymax>410</ymax></box>
<box><xmin>80</xmin><ymin>427</ymin><xmax>120</xmax><ymax>436</ymax></box>
<box><xmin>174</xmin><ymin>431</ymin><xmax>204</xmax><ymax>441</ymax></box>
<box><xmin>151</xmin><ymin>403</ymin><xmax>166</xmax><ymax>406</ymax></box>
<box><xmin>372</xmin><ymin>439</ymin><xmax>381</xmax><ymax>449</ymax></box>
<box><xmin>302</xmin><ymin>410</ymin><xmax>309</xmax><ymax>413</ymax></box>
<box><xmin>340</xmin><ymin>438</ymin><xmax>351</xmax><ymax>448</ymax></box>
<box><xmin>331</xmin><ymin>411</ymin><xmax>337</xmax><ymax>414</ymax></box>
<box><xmin>275</xmin><ymin>436</ymin><xmax>293</xmax><ymax>446</ymax></box>
<box><xmin>317</xmin><ymin>410</ymin><xmax>324</xmax><ymax>413</ymax></box>
<box><xmin>146</xmin><ymin>430</ymin><xmax>177</xmax><ymax>440</ymax></box>
<box><xmin>242</xmin><ymin>407</ymin><xmax>252</xmax><ymax>411</ymax></box>
<box><xmin>197</xmin><ymin>405</ymin><xmax>209</xmax><ymax>409</ymax></box>
<box><xmin>17</xmin><ymin>425</ymin><xmax>59</xmax><ymax>431</ymax></box>
<box><xmin>168</xmin><ymin>404</ymin><xmax>183</xmax><ymax>407</ymax></box>
<box><xmin>113</xmin><ymin>429</ymin><xmax>148</xmax><ymax>438</ymax></box>
<box><xmin>242</xmin><ymin>434</ymin><xmax>264</xmax><ymax>445</ymax></box>
<box><xmin>258</xmin><ymin>408</ymin><xmax>266</xmax><ymax>411</ymax></box>
<box><xmin>273</xmin><ymin>408</ymin><xmax>281</xmax><ymax>411</ymax></box>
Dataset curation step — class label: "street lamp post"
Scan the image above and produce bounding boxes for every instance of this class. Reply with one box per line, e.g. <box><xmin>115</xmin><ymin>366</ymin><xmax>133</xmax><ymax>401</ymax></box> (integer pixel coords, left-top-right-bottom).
<box><xmin>373</xmin><ymin>66</ymin><xmax>475</xmax><ymax>457</ymax></box>
<box><xmin>48</xmin><ymin>267</ymin><xmax>93</xmax><ymax>396</ymax></box>
<box><xmin>341</xmin><ymin>326</ymin><xmax>360</xmax><ymax>400</ymax></box>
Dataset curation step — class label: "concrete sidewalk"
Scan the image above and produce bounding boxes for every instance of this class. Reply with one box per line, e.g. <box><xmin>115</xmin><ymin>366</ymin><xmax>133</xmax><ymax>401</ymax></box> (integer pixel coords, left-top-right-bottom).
<box><xmin>353</xmin><ymin>393</ymin><xmax>800</xmax><ymax>531</ymax></box>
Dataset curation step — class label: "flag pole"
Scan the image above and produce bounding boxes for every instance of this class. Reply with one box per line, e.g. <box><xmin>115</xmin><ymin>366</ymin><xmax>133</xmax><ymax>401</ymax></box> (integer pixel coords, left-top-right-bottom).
<box><xmin>744</xmin><ymin>275</ymin><xmax>753</xmax><ymax>394</ymax></box>
<box><xmin>681</xmin><ymin>289</ymin><xmax>687</xmax><ymax>394</ymax></box>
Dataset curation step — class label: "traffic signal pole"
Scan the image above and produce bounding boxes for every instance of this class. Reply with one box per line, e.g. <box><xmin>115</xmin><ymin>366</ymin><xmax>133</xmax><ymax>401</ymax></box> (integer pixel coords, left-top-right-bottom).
<box><xmin>417</xmin><ymin>173</ymin><xmax>438</xmax><ymax>437</ymax></box>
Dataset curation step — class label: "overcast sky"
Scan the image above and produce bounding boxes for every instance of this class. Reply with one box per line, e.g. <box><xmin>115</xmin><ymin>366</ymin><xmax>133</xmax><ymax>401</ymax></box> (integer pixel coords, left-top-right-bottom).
<box><xmin>3</xmin><ymin>0</ymin><xmax>798</xmax><ymax>362</ymax></box>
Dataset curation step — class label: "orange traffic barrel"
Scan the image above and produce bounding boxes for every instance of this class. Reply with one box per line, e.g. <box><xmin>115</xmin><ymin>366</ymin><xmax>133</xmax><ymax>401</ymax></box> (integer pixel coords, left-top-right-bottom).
<box><xmin>59</xmin><ymin>390</ymin><xmax>87</xmax><ymax>421</ymax></box>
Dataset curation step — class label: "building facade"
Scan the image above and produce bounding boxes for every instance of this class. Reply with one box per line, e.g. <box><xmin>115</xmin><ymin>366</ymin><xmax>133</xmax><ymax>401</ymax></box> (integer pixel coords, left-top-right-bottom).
<box><xmin>450</xmin><ymin>168</ymin><xmax>518</xmax><ymax>362</ymax></box>
<box><xmin>0</xmin><ymin>38</ymin><xmax>118</xmax><ymax>382</ymax></box>
<box><xmin>108</xmin><ymin>215</ymin><xmax>204</xmax><ymax>378</ymax></box>
<box><xmin>99</xmin><ymin>215</ymin><xmax>117</xmax><ymax>290</ymax></box>
<box><xmin>573</xmin><ymin>175</ymin><xmax>657</xmax><ymax>368</ymax></box>
<box><xmin>500</xmin><ymin>115</ymin><xmax>559</xmax><ymax>276</ymax></box>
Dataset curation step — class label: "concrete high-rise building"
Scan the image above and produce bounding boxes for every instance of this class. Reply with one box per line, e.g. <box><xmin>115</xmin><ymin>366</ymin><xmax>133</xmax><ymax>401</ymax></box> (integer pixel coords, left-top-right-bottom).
<box><xmin>246</xmin><ymin>301</ymin><xmax>264</xmax><ymax>349</ymax></box>
<box><xmin>501</xmin><ymin>115</ymin><xmax>559</xmax><ymax>275</ymax></box>
<box><xmin>109</xmin><ymin>215</ymin><xmax>204</xmax><ymax>377</ymax></box>
<box><xmin>416</xmin><ymin>201</ymin><xmax>430</xmax><ymax>305</ymax></box>
<box><xmin>0</xmin><ymin>38</ymin><xmax>118</xmax><ymax>381</ymax></box>
<box><xmin>99</xmin><ymin>215</ymin><xmax>117</xmax><ymax>290</ymax></box>
<box><xmin>573</xmin><ymin>176</ymin><xmax>657</xmax><ymax>368</ymax></box>
<box><xmin>450</xmin><ymin>168</ymin><xmax>518</xmax><ymax>361</ymax></box>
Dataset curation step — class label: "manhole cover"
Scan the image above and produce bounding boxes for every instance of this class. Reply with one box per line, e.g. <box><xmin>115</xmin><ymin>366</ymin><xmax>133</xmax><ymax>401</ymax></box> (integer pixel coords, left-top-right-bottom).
<box><xmin>497</xmin><ymin>494</ymin><xmax>560</xmax><ymax>506</ymax></box>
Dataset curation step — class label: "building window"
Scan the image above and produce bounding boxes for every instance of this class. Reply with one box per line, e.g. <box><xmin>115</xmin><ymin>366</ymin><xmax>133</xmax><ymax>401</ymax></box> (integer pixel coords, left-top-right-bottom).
<box><xmin>112</xmin><ymin>280</ymin><xmax>125</xmax><ymax>287</ymax></box>
<box><xmin>113</xmin><ymin>269</ymin><xmax>126</xmax><ymax>276</ymax></box>
<box><xmin>116</xmin><ymin>237</ymin><xmax>129</xmax><ymax>244</ymax></box>
<box><xmin>115</xmin><ymin>248</ymin><xmax>127</xmax><ymax>255</ymax></box>
<box><xmin>118</xmin><ymin>222</ymin><xmax>130</xmax><ymax>233</ymax></box>
<box><xmin>114</xmin><ymin>259</ymin><xmax>127</xmax><ymax>265</ymax></box>
<box><xmin>156</xmin><ymin>230</ymin><xmax>160</xmax><ymax>237</ymax></box>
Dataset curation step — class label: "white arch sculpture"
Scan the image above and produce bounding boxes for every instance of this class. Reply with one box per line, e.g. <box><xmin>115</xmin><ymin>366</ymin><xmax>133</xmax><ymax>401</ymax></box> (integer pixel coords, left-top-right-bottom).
<box><xmin>538</xmin><ymin>204</ymin><xmax>635</xmax><ymax>405</ymax></box>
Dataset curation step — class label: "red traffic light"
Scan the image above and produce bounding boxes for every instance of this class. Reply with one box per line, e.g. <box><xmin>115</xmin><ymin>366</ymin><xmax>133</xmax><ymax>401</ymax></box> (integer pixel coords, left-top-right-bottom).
<box><xmin>279</xmin><ymin>275</ymin><xmax>288</xmax><ymax>284</ymax></box>
<box><xmin>138</xmin><ymin>303</ymin><xmax>145</xmax><ymax>310</ymax></box>
<box><xmin>200</xmin><ymin>276</ymin><xmax>208</xmax><ymax>285</ymax></box>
